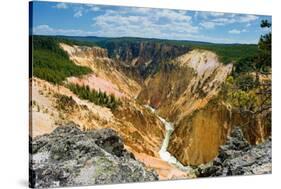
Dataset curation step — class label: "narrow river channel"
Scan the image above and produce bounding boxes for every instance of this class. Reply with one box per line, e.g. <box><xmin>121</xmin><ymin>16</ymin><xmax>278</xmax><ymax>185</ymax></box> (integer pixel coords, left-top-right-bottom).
<box><xmin>144</xmin><ymin>105</ymin><xmax>194</xmax><ymax>173</ymax></box>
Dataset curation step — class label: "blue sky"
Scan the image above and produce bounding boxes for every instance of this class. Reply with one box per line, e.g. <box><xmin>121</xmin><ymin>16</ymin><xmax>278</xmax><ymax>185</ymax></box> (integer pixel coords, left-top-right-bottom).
<box><xmin>31</xmin><ymin>1</ymin><xmax>271</xmax><ymax>44</ymax></box>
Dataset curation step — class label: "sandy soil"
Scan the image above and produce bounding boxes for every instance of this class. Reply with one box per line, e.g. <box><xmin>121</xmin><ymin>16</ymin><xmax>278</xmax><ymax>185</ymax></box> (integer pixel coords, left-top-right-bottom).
<box><xmin>134</xmin><ymin>152</ymin><xmax>190</xmax><ymax>180</ymax></box>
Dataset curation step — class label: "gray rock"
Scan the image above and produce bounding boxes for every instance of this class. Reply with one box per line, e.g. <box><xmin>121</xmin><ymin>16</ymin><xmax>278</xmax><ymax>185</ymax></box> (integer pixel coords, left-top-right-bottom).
<box><xmin>196</xmin><ymin>127</ymin><xmax>272</xmax><ymax>177</ymax></box>
<box><xmin>29</xmin><ymin>122</ymin><xmax>158</xmax><ymax>188</ymax></box>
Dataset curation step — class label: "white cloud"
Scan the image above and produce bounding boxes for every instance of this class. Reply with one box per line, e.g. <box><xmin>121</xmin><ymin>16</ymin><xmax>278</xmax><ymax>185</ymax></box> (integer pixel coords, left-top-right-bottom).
<box><xmin>246</xmin><ymin>23</ymin><xmax>251</xmax><ymax>27</ymax></box>
<box><xmin>198</xmin><ymin>12</ymin><xmax>259</xmax><ymax>30</ymax></box>
<box><xmin>72</xmin><ymin>5</ymin><xmax>102</xmax><ymax>18</ymax></box>
<box><xmin>91</xmin><ymin>7</ymin><xmax>100</xmax><ymax>12</ymax></box>
<box><xmin>154</xmin><ymin>9</ymin><xmax>191</xmax><ymax>22</ymax></box>
<box><xmin>228</xmin><ymin>29</ymin><xmax>241</xmax><ymax>34</ymax></box>
<box><xmin>200</xmin><ymin>21</ymin><xmax>224</xmax><ymax>29</ymax></box>
<box><xmin>209</xmin><ymin>12</ymin><xmax>225</xmax><ymax>17</ymax></box>
<box><xmin>74</xmin><ymin>10</ymin><xmax>83</xmax><ymax>18</ymax></box>
<box><xmin>32</xmin><ymin>24</ymin><xmax>256</xmax><ymax>44</ymax></box>
<box><xmin>239</xmin><ymin>15</ymin><xmax>258</xmax><ymax>23</ymax></box>
<box><xmin>196</xmin><ymin>12</ymin><xmax>225</xmax><ymax>19</ymax></box>
<box><xmin>228</xmin><ymin>28</ymin><xmax>248</xmax><ymax>34</ymax></box>
<box><xmin>53</xmin><ymin>3</ymin><xmax>68</xmax><ymax>9</ymax></box>
<box><xmin>35</xmin><ymin>5</ymin><xmax>263</xmax><ymax>44</ymax></box>
<box><xmin>73</xmin><ymin>6</ymin><xmax>85</xmax><ymax>18</ymax></box>
<box><xmin>33</xmin><ymin>25</ymin><xmax>96</xmax><ymax>36</ymax></box>
<box><xmin>85</xmin><ymin>5</ymin><xmax>101</xmax><ymax>12</ymax></box>
<box><xmin>91</xmin><ymin>7</ymin><xmax>198</xmax><ymax>39</ymax></box>
<box><xmin>33</xmin><ymin>25</ymin><xmax>53</xmax><ymax>33</ymax></box>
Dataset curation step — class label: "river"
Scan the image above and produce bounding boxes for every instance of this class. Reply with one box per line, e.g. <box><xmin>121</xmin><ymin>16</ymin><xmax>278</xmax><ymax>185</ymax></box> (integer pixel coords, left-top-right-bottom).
<box><xmin>144</xmin><ymin>105</ymin><xmax>194</xmax><ymax>173</ymax></box>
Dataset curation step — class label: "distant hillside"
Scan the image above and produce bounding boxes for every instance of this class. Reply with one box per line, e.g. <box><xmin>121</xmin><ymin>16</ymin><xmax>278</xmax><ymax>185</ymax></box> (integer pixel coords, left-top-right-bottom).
<box><xmin>49</xmin><ymin>35</ymin><xmax>258</xmax><ymax>64</ymax></box>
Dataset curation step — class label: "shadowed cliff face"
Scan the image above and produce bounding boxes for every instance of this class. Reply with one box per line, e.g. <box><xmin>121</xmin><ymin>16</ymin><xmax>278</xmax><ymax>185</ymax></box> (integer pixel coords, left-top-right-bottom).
<box><xmin>101</xmin><ymin>41</ymin><xmax>190</xmax><ymax>81</ymax></box>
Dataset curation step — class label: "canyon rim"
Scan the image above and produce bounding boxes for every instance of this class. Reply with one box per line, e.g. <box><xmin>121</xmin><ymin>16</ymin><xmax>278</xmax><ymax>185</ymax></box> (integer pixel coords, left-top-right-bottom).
<box><xmin>29</xmin><ymin>1</ymin><xmax>272</xmax><ymax>188</ymax></box>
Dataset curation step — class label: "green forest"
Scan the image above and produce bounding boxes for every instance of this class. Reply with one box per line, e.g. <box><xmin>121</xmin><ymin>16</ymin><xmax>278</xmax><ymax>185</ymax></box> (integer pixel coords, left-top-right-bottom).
<box><xmin>32</xmin><ymin>36</ymin><xmax>92</xmax><ymax>84</ymax></box>
<box><xmin>67</xmin><ymin>83</ymin><xmax>119</xmax><ymax>110</ymax></box>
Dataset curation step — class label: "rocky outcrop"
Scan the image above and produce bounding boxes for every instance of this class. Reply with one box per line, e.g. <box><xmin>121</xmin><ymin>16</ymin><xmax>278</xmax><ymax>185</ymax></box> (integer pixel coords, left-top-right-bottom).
<box><xmin>29</xmin><ymin>122</ymin><xmax>158</xmax><ymax>188</ymax></box>
<box><xmin>196</xmin><ymin>127</ymin><xmax>272</xmax><ymax>177</ymax></box>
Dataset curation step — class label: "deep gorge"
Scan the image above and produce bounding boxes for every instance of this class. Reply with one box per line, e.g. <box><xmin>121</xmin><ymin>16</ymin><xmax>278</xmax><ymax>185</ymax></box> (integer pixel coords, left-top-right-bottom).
<box><xmin>31</xmin><ymin>36</ymin><xmax>271</xmax><ymax>180</ymax></box>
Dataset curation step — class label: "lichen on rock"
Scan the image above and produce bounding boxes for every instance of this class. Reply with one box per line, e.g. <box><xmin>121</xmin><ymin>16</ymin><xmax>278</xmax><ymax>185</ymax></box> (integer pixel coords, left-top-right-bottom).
<box><xmin>29</xmin><ymin>122</ymin><xmax>158</xmax><ymax>188</ymax></box>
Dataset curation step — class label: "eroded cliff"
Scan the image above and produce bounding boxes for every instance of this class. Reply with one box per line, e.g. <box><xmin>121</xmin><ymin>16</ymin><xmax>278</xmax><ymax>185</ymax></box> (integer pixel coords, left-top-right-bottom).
<box><xmin>31</xmin><ymin>40</ymin><xmax>271</xmax><ymax>180</ymax></box>
<box><xmin>168</xmin><ymin>101</ymin><xmax>233</xmax><ymax>165</ymax></box>
<box><xmin>32</xmin><ymin>43</ymin><xmax>191</xmax><ymax>179</ymax></box>
<box><xmin>196</xmin><ymin>127</ymin><xmax>271</xmax><ymax>177</ymax></box>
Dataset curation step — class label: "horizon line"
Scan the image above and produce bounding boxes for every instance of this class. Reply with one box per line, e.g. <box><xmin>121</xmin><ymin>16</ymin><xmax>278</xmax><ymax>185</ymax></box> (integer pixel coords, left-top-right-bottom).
<box><xmin>31</xmin><ymin>34</ymin><xmax>258</xmax><ymax>45</ymax></box>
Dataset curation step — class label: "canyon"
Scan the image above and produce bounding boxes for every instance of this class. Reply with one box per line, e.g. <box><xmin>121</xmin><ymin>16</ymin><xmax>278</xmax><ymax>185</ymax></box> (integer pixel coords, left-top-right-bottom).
<box><xmin>31</xmin><ymin>40</ymin><xmax>271</xmax><ymax>182</ymax></box>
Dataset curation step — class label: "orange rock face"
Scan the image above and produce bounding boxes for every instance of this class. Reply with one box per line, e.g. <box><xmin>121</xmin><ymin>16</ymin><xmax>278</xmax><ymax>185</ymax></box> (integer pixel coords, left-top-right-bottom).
<box><xmin>168</xmin><ymin>102</ymin><xmax>233</xmax><ymax>165</ymax></box>
<box><xmin>31</xmin><ymin>43</ymin><xmax>270</xmax><ymax>180</ymax></box>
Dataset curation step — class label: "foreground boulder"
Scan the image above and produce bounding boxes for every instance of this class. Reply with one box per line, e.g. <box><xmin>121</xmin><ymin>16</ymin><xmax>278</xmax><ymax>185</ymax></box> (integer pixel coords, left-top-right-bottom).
<box><xmin>196</xmin><ymin>127</ymin><xmax>272</xmax><ymax>177</ymax></box>
<box><xmin>29</xmin><ymin>122</ymin><xmax>158</xmax><ymax>188</ymax></box>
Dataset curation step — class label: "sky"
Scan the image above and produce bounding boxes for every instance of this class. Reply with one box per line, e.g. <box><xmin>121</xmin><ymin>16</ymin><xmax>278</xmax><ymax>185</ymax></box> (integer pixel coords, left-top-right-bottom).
<box><xmin>30</xmin><ymin>1</ymin><xmax>271</xmax><ymax>44</ymax></box>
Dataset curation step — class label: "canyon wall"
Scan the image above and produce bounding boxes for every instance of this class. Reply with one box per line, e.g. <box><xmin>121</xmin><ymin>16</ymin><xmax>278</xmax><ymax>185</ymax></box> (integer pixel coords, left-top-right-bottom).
<box><xmin>136</xmin><ymin>49</ymin><xmax>270</xmax><ymax>166</ymax></box>
<box><xmin>138</xmin><ymin>50</ymin><xmax>233</xmax><ymax>119</ymax></box>
<box><xmin>167</xmin><ymin>101</ymin><xmax>271</xmax><ymax>166</ymax></box>
<box><xmin>101</xmin><ymin>41</ymin><xmax>190</xmax><ymax>81</ymax></box>
<box><xmin>168</xmin><ymin>101</ymin><xmax>232</xmax><ymax>165</ymax></box>
<box><xmin>33</xmin><ymin>41</ymin><xmax>271</xmax><ymax>177</ymax></box>
<box><xmin>60</xmin><ymin>43</ymin><xmax>141</xmax><ymax>99</ymax></box>
<box><xmin>34</xmin><ymin>43</ymin><xmax>190</xmax><ymax>179</ymax></box>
